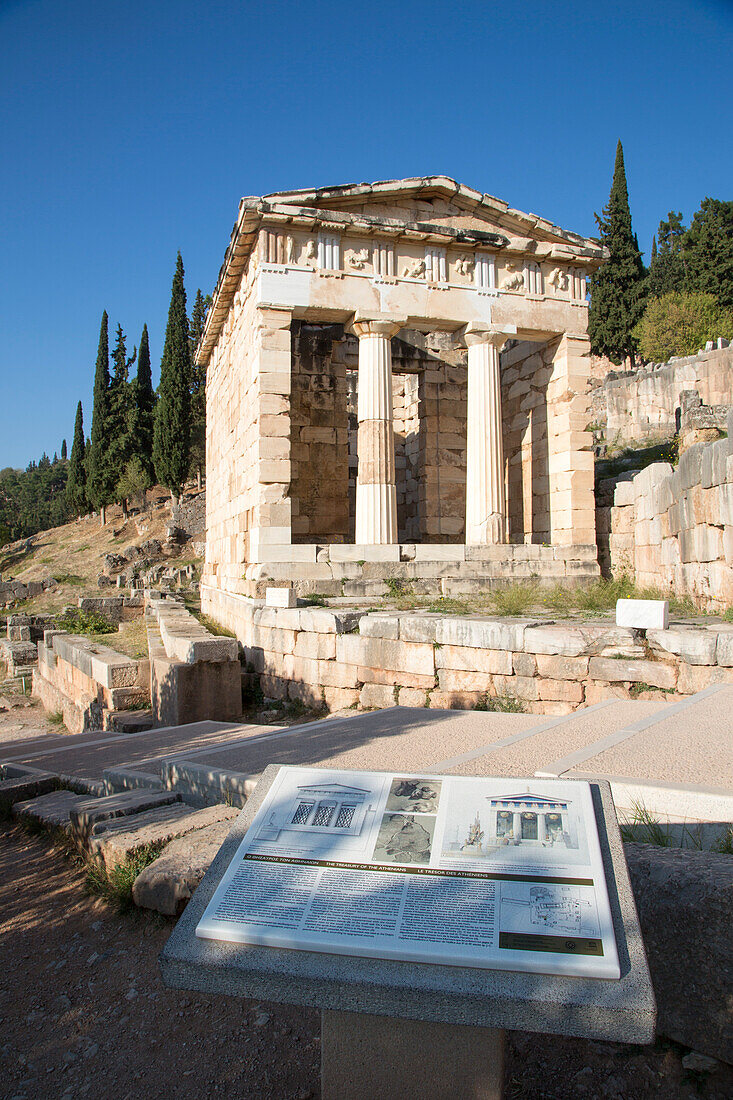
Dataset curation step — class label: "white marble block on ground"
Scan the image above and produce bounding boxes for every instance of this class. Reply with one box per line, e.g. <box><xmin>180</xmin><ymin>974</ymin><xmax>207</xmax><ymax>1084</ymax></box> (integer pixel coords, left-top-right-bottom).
<box><xmin>616</xmin><ymin>598</ymin><xmax>669</xmax><ymax>630</ymax></box>
<box><xmin>266</xmin><ymin>586</ymin><xmax>297</xmax><ymax>608</ymax></box>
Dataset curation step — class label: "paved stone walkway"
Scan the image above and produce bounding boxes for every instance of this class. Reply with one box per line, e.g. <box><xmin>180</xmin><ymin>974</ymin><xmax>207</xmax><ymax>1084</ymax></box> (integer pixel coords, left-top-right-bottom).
<box><xmin>3</xmin><ymin>689</ymin><xmax>732</xmax><ymax>824</ymax></box>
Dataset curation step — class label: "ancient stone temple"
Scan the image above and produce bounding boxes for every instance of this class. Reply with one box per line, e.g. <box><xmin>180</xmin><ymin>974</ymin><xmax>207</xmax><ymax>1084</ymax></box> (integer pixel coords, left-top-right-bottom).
<box><xmin>197</xmin><ymin>177</ymin><xmax>606</xmax><ymax>601</ymax></box>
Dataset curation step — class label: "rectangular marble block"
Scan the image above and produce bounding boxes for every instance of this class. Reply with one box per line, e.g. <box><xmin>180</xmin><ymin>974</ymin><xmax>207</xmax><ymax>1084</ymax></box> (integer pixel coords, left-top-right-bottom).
<box><xmin>265</xmin><ymin>586</ymin><xmax>297</xmax><ymax>608</ymax></box>
<box><xmin>616</xmin><ymin>598</ymin><xmax>669</xmax><ymax>631</ymax></box>
<box><xmin>159</xmin><ymin>765</ymin><xmax>656</xmax><ymax>1045</ymax></box>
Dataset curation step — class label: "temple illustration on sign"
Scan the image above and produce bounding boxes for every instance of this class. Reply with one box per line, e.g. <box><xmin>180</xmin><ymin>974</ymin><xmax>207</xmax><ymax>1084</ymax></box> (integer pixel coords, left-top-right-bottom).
<box><xmin>443</xmin><ymin>787</ymin><xmax>581</xmax><ymax>862</ymax></box>
<box><xmin>256</xmin><ymin>779</ymin><xmax>376</xmax><ymax>850</ymax></box>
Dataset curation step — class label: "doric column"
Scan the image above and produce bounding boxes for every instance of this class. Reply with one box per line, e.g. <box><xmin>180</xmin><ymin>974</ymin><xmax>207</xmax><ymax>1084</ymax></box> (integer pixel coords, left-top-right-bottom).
<box><xmin>464</xmin><ymin>323</ymin><xmax>515</xmax><ymax>545</ymax></box>
<box><xmin>350</xmin><ymin>312</ymin><xmax>406</xmax><ymax>544</ymax></box>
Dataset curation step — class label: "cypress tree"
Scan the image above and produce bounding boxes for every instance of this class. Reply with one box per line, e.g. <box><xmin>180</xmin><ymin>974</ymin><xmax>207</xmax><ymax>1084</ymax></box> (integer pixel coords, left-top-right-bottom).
<box><xmin>66</xmin><ymin>402</ymin><xmax>87</xmax><ymax>515</ymax></box>
<box><xmin>153</xmin><ymin>252</ymin><xmax>192</xmax><ymax>503</ymax></box>
<box><xmin>188</xmin><ymin>288</ymin><xmax>211</xmax><ymax>488</ymax></box>
<box><xmin>128</xmin><ymin>323</ymin><xmax>156</xmax><ymax>485</ymax></box>
<box><xmin>588</xmin><ymin>141</ymin><xmax>647</xmax><ymax>367</ymax></box>
<box><xmin>61</xmin><ymin>439</ymin><xmax>67</xmax><ymax>461</ymax></box>
<box><xmin>108</xmin><ymin>323</ymin><xmax>137</xmax><ymax>509</ymax></box>
<box><xmin>87</xmin><ymin>311</ymin><xmax>116</xmax><ymax>522</ymax></box>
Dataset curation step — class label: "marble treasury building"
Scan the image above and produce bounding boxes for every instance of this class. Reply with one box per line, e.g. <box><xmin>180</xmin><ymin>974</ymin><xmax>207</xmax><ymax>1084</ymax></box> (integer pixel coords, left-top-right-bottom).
<box><xmin>197</xmin><ymin>177</ymin><xmax>606</xmax><ymax>603</ymax></box>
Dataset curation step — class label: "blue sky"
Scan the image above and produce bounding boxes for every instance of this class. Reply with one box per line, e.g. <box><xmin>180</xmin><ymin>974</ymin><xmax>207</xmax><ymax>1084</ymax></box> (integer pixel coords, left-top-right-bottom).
<box><xmin>1</xmin><ymin>0</ymin><xmax>731</xmax><ymax>468</ymax></box>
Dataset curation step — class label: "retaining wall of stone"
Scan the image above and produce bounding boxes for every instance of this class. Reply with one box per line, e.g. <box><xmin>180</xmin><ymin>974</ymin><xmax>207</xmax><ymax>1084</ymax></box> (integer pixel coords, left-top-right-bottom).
<box><xmin>590</xmin><ymin>342</ymin><xmax>732</xmax><ymax>445</ymax></box>
<box><xmin>602</xmin><ymin>413</ymin><xmax>733</xmax><ymax>611</ymax></box>
<box><xmin>146</xmin><ymin>597</ymin><xmax>242</xmax><ymax>727</ymax></box>
<box><xmin>33</xmin><ymin>631</ymin><xmax>149</xmax><ymax>733</ymax></box>
<box><xmin>202</xmin><ymin>583</ymin><xmax>733</xmax><ymax>715</ymax></box>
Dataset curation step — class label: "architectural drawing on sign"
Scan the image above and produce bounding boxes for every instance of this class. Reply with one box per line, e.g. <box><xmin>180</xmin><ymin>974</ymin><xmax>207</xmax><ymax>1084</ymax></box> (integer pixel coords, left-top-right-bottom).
<box><xmin>500</xmin><ymin>883</ymin><xmax>599</xmax><ymax>938</ymax></box>
<box><xmin>256</xmin><ymin>782</ymin><xmax>375</xmax><ymax>843</ymax></box>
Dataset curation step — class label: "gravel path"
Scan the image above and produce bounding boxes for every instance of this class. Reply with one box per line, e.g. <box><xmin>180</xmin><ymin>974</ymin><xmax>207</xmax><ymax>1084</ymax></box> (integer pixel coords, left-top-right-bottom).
<box><xmin>1</xmin><ymin>827</ymin><xmax>730</xmax><ymax>1100</ymax></box>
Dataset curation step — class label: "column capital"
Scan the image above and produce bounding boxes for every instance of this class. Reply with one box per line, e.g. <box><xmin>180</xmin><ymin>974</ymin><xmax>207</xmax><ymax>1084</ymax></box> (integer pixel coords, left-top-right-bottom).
<box><xmin>347</xmin><ymin>311</ymin><xmax>407</xmax><ymax>340</ymax></box>
<box><xmin>462</xmin><ymin>321</ymin><xmax>517</xmax><ymax>350</ymax></box>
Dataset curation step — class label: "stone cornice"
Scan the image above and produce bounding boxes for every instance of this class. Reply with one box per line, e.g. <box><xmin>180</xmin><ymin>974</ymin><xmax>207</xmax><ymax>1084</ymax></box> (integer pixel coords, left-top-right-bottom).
<box><xmin>197</xmin><ymin>176</ymin><xmax>606</xmax><ymax>366</ymax></box>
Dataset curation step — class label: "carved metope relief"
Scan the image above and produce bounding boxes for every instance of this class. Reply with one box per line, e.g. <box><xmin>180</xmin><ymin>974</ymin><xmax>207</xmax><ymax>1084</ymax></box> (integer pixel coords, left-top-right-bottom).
<box><xmin>402</xmin><ymin>257</ymin><xmax>426</xmax><ymax>279</ymax></box>
<box><xmin>456</xmin><ymin>254</ymin><xmax>475</xmax><ymax>276</ymax></box>
<box><xmin>347</xmin><ymin>247</ymin><xmax>370</xmax><ymax>270</ymax></box>
<box><xmin>549</xmin><ymin>267</ymin><xmax>569</xmax><ymax>292</ymax></box>
<box><xmin>305</xmin><ymin>239</ymin><xmax>317</xmax><ymax>266</ymax></box>
<box><xmin>500</xmin><ymin>261</ymin><xmax>524</xmax><ymax>291</ymax></box>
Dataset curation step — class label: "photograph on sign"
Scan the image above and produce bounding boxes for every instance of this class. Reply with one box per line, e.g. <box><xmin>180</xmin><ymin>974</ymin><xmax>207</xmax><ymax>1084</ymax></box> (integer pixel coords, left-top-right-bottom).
<box><xmin>196</xmin><ymin>767</ymin><xmax>621</xmax><ymax>980</ymax></box>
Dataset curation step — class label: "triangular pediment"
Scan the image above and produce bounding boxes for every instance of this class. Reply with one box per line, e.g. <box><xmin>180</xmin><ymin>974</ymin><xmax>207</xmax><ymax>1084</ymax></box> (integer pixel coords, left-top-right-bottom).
<box><xmin>261</xmin><ymin>176</ymin><xmax>595</xmax><ymax>250</ymax></box>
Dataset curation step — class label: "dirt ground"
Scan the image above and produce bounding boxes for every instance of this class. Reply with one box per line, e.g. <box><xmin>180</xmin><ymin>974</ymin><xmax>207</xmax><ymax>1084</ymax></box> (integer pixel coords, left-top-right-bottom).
<box><xmin>1</xmin><ymin>824</ymin><xmax>730</xmax><ymax>1100</ymax></box>
<box><xmin>0</xmin><ymin>683</ymin><xmax>57</xmax><ymax>743</ymax></box>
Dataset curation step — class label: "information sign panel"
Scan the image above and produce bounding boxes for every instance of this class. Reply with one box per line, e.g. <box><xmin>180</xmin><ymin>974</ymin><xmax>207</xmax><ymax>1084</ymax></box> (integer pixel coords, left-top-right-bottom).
<box><xmin>196</xmin><ymin>768</ymin><xmax>620</xmax><ymax>979</ymax></box>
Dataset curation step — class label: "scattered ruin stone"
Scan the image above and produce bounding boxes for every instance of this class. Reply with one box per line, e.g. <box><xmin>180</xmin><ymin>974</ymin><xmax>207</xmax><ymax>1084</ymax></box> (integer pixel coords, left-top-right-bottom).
<box><xmin>132</xmin><ymin>811</ymin><xmax>239</xmax><ymax>914</ymax></box>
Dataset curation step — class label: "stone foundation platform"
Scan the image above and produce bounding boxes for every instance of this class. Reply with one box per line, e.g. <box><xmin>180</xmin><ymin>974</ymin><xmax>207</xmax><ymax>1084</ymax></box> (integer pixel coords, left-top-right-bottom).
<box><xmin>201</xmin><ymin>582</ymin><xmax>733</xmax><ymax>716</ymax></box>
<box><xmin>207</xmin><ymin>543</ymin><xmax>600</xmax><ymax>599</ymax></box>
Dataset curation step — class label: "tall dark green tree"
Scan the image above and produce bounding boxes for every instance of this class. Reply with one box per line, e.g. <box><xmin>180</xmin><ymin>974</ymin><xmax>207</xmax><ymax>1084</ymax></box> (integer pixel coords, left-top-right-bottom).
<box><xmin>647</xmin><ymin>211</ymin><xmax>687</xmax><ymax>299</ymax></box>
<box><xmin>153</xmin><ymin>253</ymin><xmax>192</xmax><ymax>502</ymax></box>
<box><xmin>588</xmin><ymin>141</ymin><xmax>647</xmax><ymax>367</ymax></box>
<box><xmin>87</xmin><ymin>311</ymin><xmax>117</xmax><ymax>523</ymax></box>
<box><xmin>188</xmin><ymin>288</ymin><xmax>211</xmax><ymax>488</ymax></box>
<box><xmin>60</xmin><ymin>439</ymin><xmax>67</xmax><ymax>461</ymax></box>
<box><xmin>124</xmin><ymin>321</ymin><xmax>154</xmax><ymax>497</ymax></box>
<box><xmin>683</xmin><ymin>198</ymin><xmax>733</xmax><ymax>308</ymax></box>
<box><xmin>66</xmin><ymin>401</ymin><xmax>87</xmax><ymax>515</ymax></box>
<box><xmin>108</xmin><ymin>323</ymin><xmax>137</xmax><ymax>510</ymax></box>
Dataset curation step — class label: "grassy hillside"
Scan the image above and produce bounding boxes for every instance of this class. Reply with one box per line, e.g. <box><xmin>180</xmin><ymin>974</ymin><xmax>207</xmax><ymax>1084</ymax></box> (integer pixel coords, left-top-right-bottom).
<box><xmin>0</xmin><ymin>487</ymin><xmax>204</xmax><ymax>619</ymax></box>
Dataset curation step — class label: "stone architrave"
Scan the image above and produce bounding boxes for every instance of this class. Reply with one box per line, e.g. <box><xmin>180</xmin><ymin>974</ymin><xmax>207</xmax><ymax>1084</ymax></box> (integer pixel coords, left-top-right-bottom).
<box><xmin>350</xmin><ymin>313</ymin><xmax>407</xmax><ymax>544</ymax></box>
<box><xmin>464</xmin><ymin>323</ymin><xmax>516</xmax><ymax>545</ymax></box>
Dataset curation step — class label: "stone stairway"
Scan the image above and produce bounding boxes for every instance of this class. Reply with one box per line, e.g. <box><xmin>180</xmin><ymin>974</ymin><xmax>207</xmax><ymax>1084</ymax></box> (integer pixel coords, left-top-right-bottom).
<box><xmin>1</xmin><ymin>769</ymin><xmax>237</xmax><ymax>877</ymax></box>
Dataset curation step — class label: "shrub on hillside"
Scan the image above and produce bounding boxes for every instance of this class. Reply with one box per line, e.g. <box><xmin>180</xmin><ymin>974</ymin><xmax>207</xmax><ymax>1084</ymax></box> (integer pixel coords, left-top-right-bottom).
<box><xmin>55</xmin><ymin>608</ymin><xmax>115</xmax><ymax>635</ymax></box>
<box><xmin>634</xmin><ymin>291</ymin><xmax>733</xmax><ymax>361</ymax></box>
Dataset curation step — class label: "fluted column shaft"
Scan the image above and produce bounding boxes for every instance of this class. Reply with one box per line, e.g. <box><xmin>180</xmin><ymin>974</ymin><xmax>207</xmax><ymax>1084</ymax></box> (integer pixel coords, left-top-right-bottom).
<box><xmin>465</xmin><ymin>325</ymin><xmax>510</xmax><ymax>545</ymax></box>
<box><xmin>352</xmin><ymin>317</ymin><xmax>404</xmax><ymax>544</ymax></box>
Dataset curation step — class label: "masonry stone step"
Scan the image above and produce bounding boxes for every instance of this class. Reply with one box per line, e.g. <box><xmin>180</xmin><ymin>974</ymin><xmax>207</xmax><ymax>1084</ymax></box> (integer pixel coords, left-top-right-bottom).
<box><xmin>0</xmin><ymin>771</ymin><xmax>60</xmax><ymax>809</ymax></box>
<box><xmin>132</xmin><ymin>813</ymin><xmax>239</xmax><ymax>915</ymax></box>
<box><xmin>12</xmin><ymin>789</ymin><xmax>91</xmax><ymax>830</ymax></box>
<box><xmin>69</xmin><ymin>789</ymin><xmax>181</xmax><ymax>843</ymax></box>
<box><xmin>88</xmin><ymin>802</ymin><xmax>240</xmax><ymax>871</ymax></box>
<box><xmin>106</xmin><ymin>709</ymin><xmax>155</xmax><ymax>733</ymax></box>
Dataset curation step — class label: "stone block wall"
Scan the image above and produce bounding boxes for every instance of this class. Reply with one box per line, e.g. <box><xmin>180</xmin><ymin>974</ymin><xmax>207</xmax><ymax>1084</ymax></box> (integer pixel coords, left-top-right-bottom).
<box><xmin>202</xmin><ymin>584</ymin><xmax>733</xmax><ymax>716</ymax></box>
<box><xmin>33</xmin><ymin>632</ymin><xmax>149</xmax><ymax>733</ymax></box>
<box><xmin>393</xmin><ymin>372</ymin><xmax>420</xmax><ymax>541</ymax></box>
<box><xmin>603</xmin><ymin>417</ymin><xmax>733</xmax><ymax>611</ymax></box>
<box><xmin>146</xmin><ymin>598</ymin><xmax>242</xmax><ymax>727</ymax></box>
<box><xmin>592</xmin><ymin>342</ymin><xmax>733</xmax><ymax>446</ymax></box>
<box><xmin>502</xmin><ymin>334</ymin><xmax>595</xmax><ymax>547</ymax></box>
<box><xmin>503</xmin><ymin>340</ymin><xmax>551</xmax><ymax>543</ymax></box>
<box><xmin>290</xmin><ymin>322</ymin><xmax>350</xmax><ymax>543</ymax></box>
